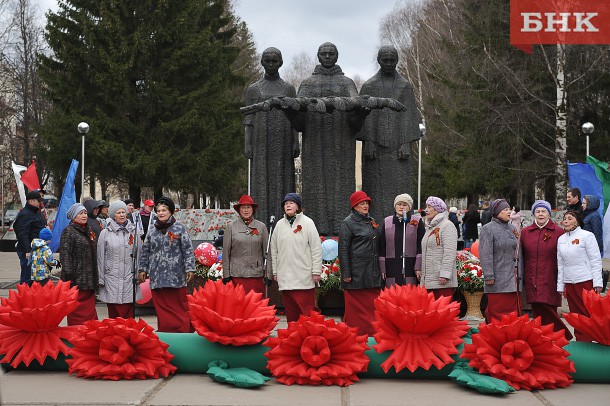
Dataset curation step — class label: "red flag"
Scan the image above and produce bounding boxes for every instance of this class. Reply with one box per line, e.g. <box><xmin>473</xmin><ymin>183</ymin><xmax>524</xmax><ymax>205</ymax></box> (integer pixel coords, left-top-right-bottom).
<box><xmin>20</xmin><ymin>161</ymin><xmax>41</xmax><ymax>191</ymax></box>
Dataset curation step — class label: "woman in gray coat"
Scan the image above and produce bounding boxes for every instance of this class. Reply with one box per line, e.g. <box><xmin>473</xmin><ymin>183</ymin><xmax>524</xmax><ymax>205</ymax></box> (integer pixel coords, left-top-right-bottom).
<box><xmin>479</xmin><ymin>199</ymin><xmax>522</xmax><ymax>323</ymax></box>
<box><xmin>97</xmin><ymin>201</ymin><xmax>142</xmax><ymax>318</ymax></box>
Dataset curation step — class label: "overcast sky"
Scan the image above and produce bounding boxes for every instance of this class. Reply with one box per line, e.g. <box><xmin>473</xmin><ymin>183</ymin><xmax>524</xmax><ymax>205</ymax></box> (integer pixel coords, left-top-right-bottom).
<box><xmin>35</xmin><ymin>0</ymin><xmax>402</xmax><ymax>79</ymax></box>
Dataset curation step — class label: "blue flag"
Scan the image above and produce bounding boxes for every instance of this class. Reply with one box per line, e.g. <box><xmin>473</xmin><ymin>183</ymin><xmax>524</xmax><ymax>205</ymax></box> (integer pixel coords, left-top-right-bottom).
<box><xmin>567</xmin><ymin>161</ymin><xmax>604</xmax><ymax>219</ymax></box>
<box><xmin>50</xmin><ymin>159</ymin><xmax>79</xmax><ymax>252</ymax></box>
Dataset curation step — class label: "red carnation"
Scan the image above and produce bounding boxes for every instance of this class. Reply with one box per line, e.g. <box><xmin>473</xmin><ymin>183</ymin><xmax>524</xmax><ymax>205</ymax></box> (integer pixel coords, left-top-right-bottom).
<box><xmin>373</xmin><ymin>285</ymin><xmax>469</xmax><ymax>373</ymax></box>
<box><xmin>264</xmin><ymin>312</ymin><xmax>369</xmax><ymax>386</ymax></box>
<box><xmin>188</xmin><ymin>280</ymin><xmax>278</xmax><ymax>346</ymax></box>
<box><xmin>0</xmin><ymin>281</ymin><xmax>82</xmax><ymax>368</ymax></box>
<box><xmin>564</xmin><ymin>289</ymin><xmax>610</xmax><ymax>345</ymax></box>
<box><xmin>67</xmin><ymin>318</ymin><xmax>176</xmax><ymax>380</ymax></box>
<box><xmin>461</xmin><ymin>313</ymin><xmax>574</xmax><ymax>390</ymax></box>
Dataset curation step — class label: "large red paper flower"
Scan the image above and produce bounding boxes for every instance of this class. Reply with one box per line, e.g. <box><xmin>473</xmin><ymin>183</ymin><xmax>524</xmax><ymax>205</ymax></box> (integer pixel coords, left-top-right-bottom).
<box><xmin>0</xmin><ymin>281</ymin><xmax>82</xmax><ymax>367</ymax></box>
<box><xmin>264</xmin><ymin>311</ymin><xmax>369</xmax><ymax>386</ymax></box>
<box><xmin>188</xmin><ymin>280</ymin><xmax>278</xmax><ymax>345</ymax></box>
<box><xmin>563</xmin><ymin>289</ymin><xmax>610</xmax><ymax>345</ymax></box>
<box><xmin>461</xmin><ymin>313</ymin><xmax>574</xmax><ymax>390</ymax></box>
<box><xmin>373</xmin><ymin>284</ymin><xmax>469</xmax><ymax>373</ymax></box>
<box><xmin>67</xmin><ymin>317</ymin><xmax>176</xmax><ymax>380</ymax></box>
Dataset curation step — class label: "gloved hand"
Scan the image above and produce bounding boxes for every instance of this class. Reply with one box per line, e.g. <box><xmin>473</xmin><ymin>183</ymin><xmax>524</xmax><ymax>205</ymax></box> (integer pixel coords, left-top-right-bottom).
<box><xmin>54</xmin><ymin>260</ymin><xmax>62</xmax><ymax>269</ymax></box>
<box><xmin>263</xmin><ymin>277</ymin><xmax>273</xmax><ymax>287</ymax></box>
<box><xmin>222</xmin><ymin>277</ymin><xmax>232</xmax><ymax>285</ymax></box>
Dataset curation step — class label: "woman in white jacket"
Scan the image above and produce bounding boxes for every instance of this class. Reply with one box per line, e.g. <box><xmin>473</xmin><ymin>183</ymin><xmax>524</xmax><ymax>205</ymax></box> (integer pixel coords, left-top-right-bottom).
<box><xmin>98</xmin><ymin>201</ymin><xmax>142</xmax><ymax>318</ymax></box>
<box><xmin>557</xmin><ymin>210</ymin><xmax>602</xmax><ymax>341</ymax></box>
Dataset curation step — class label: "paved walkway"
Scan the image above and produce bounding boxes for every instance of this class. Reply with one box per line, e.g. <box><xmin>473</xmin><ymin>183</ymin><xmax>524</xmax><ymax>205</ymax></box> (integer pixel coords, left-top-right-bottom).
<box><xmin>1</xmin><ymin>252</ymin><xmax>609</xmax><ymax>405</ymax></box>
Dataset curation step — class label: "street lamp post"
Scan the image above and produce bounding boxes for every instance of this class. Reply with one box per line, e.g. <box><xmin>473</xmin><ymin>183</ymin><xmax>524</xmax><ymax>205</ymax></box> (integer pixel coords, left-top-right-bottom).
<box><xmin>581</xmin><ymin>122</ymin><xmax>594</xmax><ymax>159</ymax></box>
<box><xmin>417</xmin><ymin>123</ymin><xmax>426</xmax><ymax>211</ymax></box>
<box><xmin>78</xmin><ymin>122</ymin><xmax>90</xmax><ymax>201</ymax></box>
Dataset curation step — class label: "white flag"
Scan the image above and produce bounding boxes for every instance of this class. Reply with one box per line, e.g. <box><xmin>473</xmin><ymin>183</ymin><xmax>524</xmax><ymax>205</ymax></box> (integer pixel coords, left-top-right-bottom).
<box><xmin>11</xmin><ymin>161</ymin><xmax>27</xmax><ymax>207</ymax></box>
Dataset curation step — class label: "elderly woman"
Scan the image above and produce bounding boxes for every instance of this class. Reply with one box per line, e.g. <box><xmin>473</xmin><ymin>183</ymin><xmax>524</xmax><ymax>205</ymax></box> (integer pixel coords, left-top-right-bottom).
<box><xmin>479</xmin><ymin>199</ymin><xmax>522</xmax><ymax>323</ymax></box>
<box><xmin>271</xmin><ymin>193</ymin><xmax>322</xmax><ymax>322</ymax></box>
<box><xmin>379</xmin><ymin>194</ymin><xmax>424</xmax><ymax>288</ymax></box>
<box><xmin>97</xmin><ymin>201</ymin><xmax>142</xmax><ymax>319</ymax></box>
<box><xmin>521</xmin><ymin>200</ymin><xmax>571</xmax><ymax>339</ymax></box>
<box><xmin>557</xmin><ymin>210</ymin><xmax>603</xmax><ymax>342</ymax></box>
<box><xmin>60</xmin><ymin>203</ymin><xmax>99</xmax><ymax>325</ymax></box>
<box><xmin>418</xmin><ymin>197</ymin><xmax>458</xmax><ymax>299</ymax></box>
<box><xmin>138</xmin><ymin>197</ymin><xmax>195</xmax><ymax>332</ymax></box>
<box><xmin>339</xmin><ymin>191</ymin><xmax>383</xmax><ymax>336</ymax></box>
<box><xmin>223</xmin><ymin>195</ymin><xmax>268</xmax><ymax>295</ymax></box>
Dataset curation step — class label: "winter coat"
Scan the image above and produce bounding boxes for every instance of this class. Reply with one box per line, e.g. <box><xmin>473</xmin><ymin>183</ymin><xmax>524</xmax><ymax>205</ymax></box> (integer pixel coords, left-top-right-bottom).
<box><xmin>462</xmin><ymin>210</ymin><xmax>480</xmax><ymax>241</ymax></box>
<box><xmin>480</xmin><ymin>208</ymin><xmax>492</xmax><ymax>226</ymax></box>
<box><xmin>97</xmin><ymin>219</ymin><xmax>142</xmax><ymax>304</ymax></box>
<box><xmin>379</xmin><ymin>213</ymin><xmax>424</xmax><ymax>279</ymax></box>
<box><xmin>139</xmin><ymin>217</ymin><xmax>196</xmax><ymax>289</ymax></box>
<box><xmin>420</xmin><ymin>212</ymin><xmax>458</xmax><ymax>290</ymax></box>
<box><xmin>13</xmin><ymin>203</ymin><xmax>47</xmax><ymax>253</ymax></box>
<box><xmin>521</xmin><ymin>220</ymin><xmax>564</xmax><ymax>306</ymax></box>
<box><xmin>84</xmin><ymin>199</ymin><xmax>104</xmax><ymax>239</ymax></box>
<box><xmin>509</xmin><ymin>211</ymin><xmax>523</xmax><ymax>231</ymax></box>
<box><xmin>582</xmin><ymin>195</ymin><xmax>603</xmax><ymax>255</ymax></box>
<box><xmin>448</xmin><ymin>212</ymin><xmax>461</xmax><ymax>238</ymax></box>
<box><xmin>566</xmin><ymin>200</ymin><xmax>583</xmax><ymax>213</ymax></box>
<box><xmin>60</xmin><ymin>222</ymin><xmax>99</xmax><ymax>291</ymax></box>
<box><xmin>557</xmin><ymin>227</ymin><xmax>602</xmax><ymax>292</ymax></box>
<box><xmin>222</xmin><ymin>217</ymin><xmax>268</xmax><ymax>279</ymax></box>
<box><xmin>479</xmin><ymin>218</ymin><xmax>523</xmax><ymax>293</ymax></box>
<box><xmin>140</xmin><ymin>210</ymin><xmax>151</xmax><ymax>237</ymax></box>
<box><xmin>339</xmin><ymin>211</ymin><xmax>383</xmax><ymax>290</ymax></box>
<box><xmin>30</xmin><ymin>238</ymin><xmax>57</xmax><ymax>281</ymax></box>
<box><xmin>271</xmin><ymin>213</ymin><xmax>322</xmax><ymax>291</ymax></box>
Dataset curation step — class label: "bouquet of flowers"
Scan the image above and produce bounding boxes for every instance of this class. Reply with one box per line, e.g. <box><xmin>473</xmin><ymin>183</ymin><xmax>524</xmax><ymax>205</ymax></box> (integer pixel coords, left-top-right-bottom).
<box><xmin>318</xmin><ymin>258</ymin><xmax>342</xmax><ymax>295</ymax></box>
<box><xmin>456</xmin><ymin>251</ymin><xmax>484</xmax><ymax>293</ymax></box>
<box><xmin>194</xmin><ymin>260</ymin><xmax>223</xmax><ymax>282</ymax></box>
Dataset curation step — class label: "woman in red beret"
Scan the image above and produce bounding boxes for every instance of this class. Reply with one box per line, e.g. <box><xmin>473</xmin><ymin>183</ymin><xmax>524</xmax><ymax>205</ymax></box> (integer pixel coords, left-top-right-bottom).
<box><xmin>222</xmin><ymin>195</ymin><xmax>268</xmax><ymax>295</ymax></box>
<box><xmin>339</xmin><ymin>191</ymin><xmax>383</xmax><ymax>336</ymax></box>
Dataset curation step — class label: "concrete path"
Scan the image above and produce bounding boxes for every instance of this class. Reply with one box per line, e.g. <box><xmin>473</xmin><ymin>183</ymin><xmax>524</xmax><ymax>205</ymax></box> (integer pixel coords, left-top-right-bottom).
<box><xmin>0</xmin><ymin>252</ymin><xmax>609</xmax><ymax>405</ymax></box>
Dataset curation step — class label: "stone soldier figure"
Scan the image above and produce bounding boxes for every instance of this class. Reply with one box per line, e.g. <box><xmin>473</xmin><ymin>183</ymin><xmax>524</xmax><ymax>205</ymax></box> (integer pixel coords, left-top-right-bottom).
<box><xmin>360</xmin><ymin>46</ymin><xmax>421</xmax><ymax>219</ymax></box>
<box><xmin>244</xmin><ymin>47</ymin><xmax>299</xmax><ymax>226</ymax></box>
<box><xmin>296</xmin><ymin>42</ymin><xmax>362</xmax><ymax>236</ymax></box>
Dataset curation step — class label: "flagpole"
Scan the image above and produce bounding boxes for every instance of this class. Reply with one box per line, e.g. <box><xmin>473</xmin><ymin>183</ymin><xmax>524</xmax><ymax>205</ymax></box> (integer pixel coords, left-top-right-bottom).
<box><xmin>78</xmin><ymin>122</ymin><xmax>89</xmax><ymax>201</ymax></box>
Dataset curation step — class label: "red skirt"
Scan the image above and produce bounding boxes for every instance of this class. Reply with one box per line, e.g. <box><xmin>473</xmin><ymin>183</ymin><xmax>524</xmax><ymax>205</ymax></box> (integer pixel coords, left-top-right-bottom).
<box><xmin>485</xmin><ymin>292</ymin><xmax>520</xmax><ymax>323</ymax></box>
<box><xmin>430</xmin><ymin>287</ymin><xmax>455</xmax><ymax>300</ymax></box>
<box><xmin>151</xmin><ymin>287</ymin><xmax>192</xmax><ymax>333</ymax></box>
<box><xmin>67</xmin><ymin>290</ymin><xmax>98</xmax><ymax>326</ymax></box>
<box><xmin>232</xmin><ymin>277</ymin><xmax>264</xmax><ymax>296</ymax></box>
<box><xmin>107</xmin><ymin>303</ymin><xmax>135</xmax><ymax>319</ymax></box>
<box><xmin>531</xmin><ymin>302</ymin><xmax>573</xmax><ymax>340</ymax></box>
<box><xmin>282</xmin><ymin>289</ymin><xmax>315</xmax><ymax>322</ymax></box>
<box><xmin>343</xmin><ymin>288</ymin><xmax>381</xmax><ymax>337</ymax></box>
<box><xmin>565</xmin><ymin>280</ymin><xmax>594</xmax><ymax>342</ymax></box>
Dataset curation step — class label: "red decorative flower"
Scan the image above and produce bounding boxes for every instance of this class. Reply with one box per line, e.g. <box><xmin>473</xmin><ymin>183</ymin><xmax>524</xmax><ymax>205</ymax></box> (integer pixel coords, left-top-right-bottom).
<box><xmin>188</xmin><ymin>280</ymin><xmax>278</xmax><ymax>346</ymax></box>
<box><xmin>543</xmin><ymin>232</ymin><xmax>552</xmax><ymax>242</ymax></box>
<box><xmin>373</xmin><ymin>285</ymin><xmax>469</xmax><ymax>373</ymax></box>
<box><xmin>67</xmin><ymin>317</ymin><xmax>176</xmax><ymax>380</ymax></box>
<box><xmin>564</xmin><ymin>289</ymin><xmax>610</xmax><ymax>345</ymax></box>
<box><xmin>461</xmin><ymin>313</ymin><xmax>574</xmax><ymax>390</ymax></box>
<box><xmin>264</xmin><ymin>311</ymin><xmax>369</xmax><ymax>386</ymax></box>
<box><xmin>0</xmin><ymin>281</ymin><xmax>82</xmax><ymax>367</ymax></box>
<box><xmin>294</xmin><ymin>224</ymin><xmax>302</xmax><ymax>233</ymax></box>
<box><xmin>409</xmin><ymin>219</ymin><xmax>419</xmax><ymax>227</ymax></box>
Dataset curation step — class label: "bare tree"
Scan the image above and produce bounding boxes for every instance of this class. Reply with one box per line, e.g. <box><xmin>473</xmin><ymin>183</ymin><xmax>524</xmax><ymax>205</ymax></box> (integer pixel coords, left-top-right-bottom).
<box><xmin>283</xmin><ymin>51</ymin><xmax>316</xmax><ymax>90</ymax></box>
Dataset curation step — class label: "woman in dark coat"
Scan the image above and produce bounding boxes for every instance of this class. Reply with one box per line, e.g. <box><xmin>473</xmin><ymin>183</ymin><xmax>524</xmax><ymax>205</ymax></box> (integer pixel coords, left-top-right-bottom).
<box><xmin>582</xmin><ymin>194</ymin><xmax>603</xmax><ymax>255</ymax></box>
<box><xmin>60</xmin><ymin>203</ymin><xmax>99</xmax><ymax>325</ymax></box>
<box><xmin>462</xmin><ymin>204</ymin><xmax>480</xmax><ymax>249</ymax></box>
<box><xmin>339</xmin><ymin>191</ymin><xmax>383</xmax><ymax>336</ymax></box>
<box><xmin>479</xmin><ymin>199</ymin><xmax>522</xmax><ymax>323</ymax></box>
<box><xmin>521</xmin><ymin>200</ymin><xmax>571</xmax><ymax>339</ymax></box>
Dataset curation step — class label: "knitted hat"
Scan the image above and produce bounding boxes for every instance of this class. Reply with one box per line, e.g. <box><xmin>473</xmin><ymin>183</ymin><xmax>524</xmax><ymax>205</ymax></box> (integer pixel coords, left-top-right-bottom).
<box><xmin>156</xmin><ymin>196</ymin><xmax>175</xmax><ymax>214</ymax></box>
<box><xmin>449</xmin><ymin>207</ymin><xmax>458</xmax><ymax>214</ymax></box>
<box><xmin>531</xmin><ymin>200</ymin><xmax>551</xmax><ymax>215</ymax></box>
<box><xmin>425</xmin><ymin>196</ymin><xmax>447</xmax><ymax>213</ymax></box>
<box><xmin>39</xmin><ymin>228</ymin><xmax>52</xmax><ymax>241</ymax></box>
<box><xmin>99</xmin><ymin>200</ymin><xmax>109</xmax><ymax>208</ymax></box>
<box><xmin>282</xmin><ymin>193</ymin><xmax>302</xmax><ymax>208</ymax></box>
<box><xmin>394</xmin><ymin>194</ymin><xmax>413</xmax><ymax>210</ymax></box>
<box><xmin>490</xmin><ymin>199</ymin><xmax>510</xmax><ymax>218</ymax></box>
<box><xmin>108</xmin><ymin>201</ymin><xmax>128</xmax><ymax>219</ymax></box>
<box><xmin>67</xmin><ymin>203</ymin><xmax>87</xmax><ymax>220</ymax></box>
<box><xmin>350</xmin><ymin>191</ymin><xmax>372</xmax><ymax>208</ymax></box>
<box><xmin>233</xmin><ymin>195</ymin><xmax>259</xmax><ymax>211</ymax></box>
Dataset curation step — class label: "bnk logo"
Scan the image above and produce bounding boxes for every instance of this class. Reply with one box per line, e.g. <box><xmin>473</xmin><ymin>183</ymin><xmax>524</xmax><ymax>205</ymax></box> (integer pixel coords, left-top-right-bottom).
<box><xmin>510</xmin><ymin>0</ymin><xmax>610</xmax><ymax>48</ymax></box>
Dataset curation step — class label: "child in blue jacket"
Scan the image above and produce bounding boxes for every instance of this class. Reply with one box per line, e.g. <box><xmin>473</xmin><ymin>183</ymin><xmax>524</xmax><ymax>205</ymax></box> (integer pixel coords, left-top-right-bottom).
<box><xmin>29</xmin><ymin>228</ymin><xmax>59</xmax><ymax>286</ymax></box>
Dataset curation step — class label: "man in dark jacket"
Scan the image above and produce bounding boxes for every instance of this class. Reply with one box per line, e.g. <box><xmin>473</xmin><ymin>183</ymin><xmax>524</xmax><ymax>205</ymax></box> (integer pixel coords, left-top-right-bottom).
<box><xmin>480</xmin><ymin>201</ymin><xmax>492</xmax><ymax>225</ymax></box>
<box><xmin>13</xmin><ymin>191</ymin><xmax>47</xmax><ymax>284</ymax></box>
<box><xmin>566</xmin><ymin>188</ymin><xmax>583</xmax><ymax>213</ymax></box>
<box><xmin>84</xmin><ymin>199</ymin><xmax>103</xmax><ymax>239</ymax></box>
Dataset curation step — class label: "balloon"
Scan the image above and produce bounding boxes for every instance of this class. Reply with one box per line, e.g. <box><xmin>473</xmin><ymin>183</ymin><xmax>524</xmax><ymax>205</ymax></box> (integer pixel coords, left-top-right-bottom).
<box><xmin>137</xmin><ymin>279</ymin><xmax>152</xmax><ymax>304</ymax></box>
<box><xmin>194</xmin><ymin>242</ymin><xmax>218</xmax><ymax>266</ymax></box>
<box><xmin>471</xmin><ymin>241</ymin><xmax>479</xmax><ymax>258</ymax></box>
<box><xmin>321</xmin><ymin>239</ymin><xmax>339</xmax><ymax>261</ymax></box>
